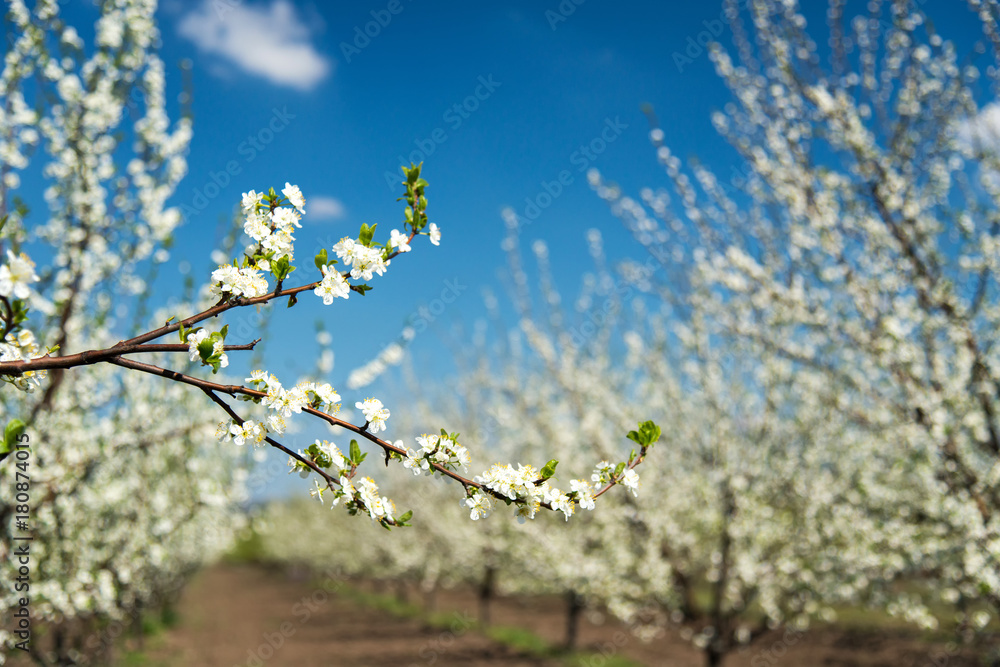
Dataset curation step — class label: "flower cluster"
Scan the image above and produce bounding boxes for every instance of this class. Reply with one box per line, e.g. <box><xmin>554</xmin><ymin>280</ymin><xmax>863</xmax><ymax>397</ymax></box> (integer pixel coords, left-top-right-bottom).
<box><xmin>282</xmin><ymin>182</ymin><xmax>306</xmax><ymax>213</ymax></box>
<box><xmin>471</xmin><ymin>463</ymin><xmax>588</xmax><ymax>522</ymax></box>
<box><xmin>208</xmin><ymin>182</ymin><xmax>316</xmax><ymax>300</ymax></box>
<box><xmin>569</xmin><ymin>478</ymin><xmax>596</xmax><ymax>510</ymax></box>
<box><xmin>217</xmin><ymin>174</ymin><xmax>442</xmax><ymax>313</ymax></box>
<box><xmin>463</xmin><ymin>491</ymin><xmax>494</xmax><ymax>521</ymax></box>
<box><xmin>333</xmin><ymin>236</ymin><xmax>390</xmax><ymax>280</ymax></box>
<box><xmin>588</xmin><ymin>461</ymin><xmax>639</xmax><ymax>496</ymax></box>
<box><xmin>186</xmin><ymin>329</ymin><xmax>228</xmax><ymax>369</ymax></box>
<box><xmin>389</xmin><ymin>228</ymin><xmax>411</xmax><ymax>253</ymax></box>
<box><xmin>216</xmin><ymin>418</ymin><xmax>266</xmax><ymax>447</ymax></box>
<box><xmin>620</xmin><ymin>469</ymin><xmax>640</xmax><ymax>496</ymax></box>
<box><xmin>591</xmin><ymin>460</ymin><xmax>615</xmax><ymax>485</ymax></box>
<box><xmin>241</xmin><ymin>184</ymin><xmax>304</xmax><ymax>271</ymax></box>
<box><xmin>402</xmin><ymin>431</ymin><xmax>471</xmax><ymax>475</ymax></box>
<box><xmin>244</xmin><ymin>370</ymin><xmax>342</xmax><ymax>434</ymax></box>
<box><xmin>353</xmin><ymin>476</ymin><xmax>397</xmax><ymax>523</ymax></box>
<box><xmin>210</xmin><ymin>264</ymin><xmax>268</xmax><ymax>299</ymax></box>
<box><xmin>298</xmin><ymin>444</ymin><xmax>402</xmax><ymax>527</ymax></box>
<box><xmin>314</xmin><ymin>264</ymin><xmax>350</xmax><ymax>303</ymax></box>
<box><xmin>0</xmin><ymin>250</ymin><xmax>38</xmax><ymax>299</ymax></box>
<box><xmin>292</xmin><ymin>439</ymin><xmax>350</xmax><ymax>480</ymax></box>
<box><xmin>355</xmin><ymin>397</ymin><xmax>390</xmax><ymax>432</ymax></box>
<box><xmin>0</xmin><ymin>329</ymin><xmax>47</xmax><ymax>392</ymax></box>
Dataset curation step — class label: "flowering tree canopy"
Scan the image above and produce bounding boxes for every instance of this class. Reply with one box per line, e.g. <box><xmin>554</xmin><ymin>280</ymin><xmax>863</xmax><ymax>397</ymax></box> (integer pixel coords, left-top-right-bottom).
<box><xmin>0</xmin><ymin>2</ymin><xmax>663</xmax><ymax>662</ymax></box>
<box><xmin>581</xmin><ymin>0</ymin><xmax>1000</xmax><ymax>655</ymax></box>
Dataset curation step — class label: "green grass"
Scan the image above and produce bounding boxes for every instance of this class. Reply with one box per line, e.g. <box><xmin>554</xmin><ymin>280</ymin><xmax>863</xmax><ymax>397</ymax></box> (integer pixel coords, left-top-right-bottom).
<box><xmin>117</xmin><ymin>629</ymin><xmax>172</xmax><ymax>667</ymax></box>
<box><xmin>562</xmin><ymin>654</ymin><xmax>642</xmax><ymax>667</ymax></box>
<box><xmin>486</xmin><ymin>625</ymin><xmax>552</xmax><ymax>654</ymax></box>
<box><xmin>138</xmin><ymin>605</ymin><xmax>179</xmax><ymax>636</ymax></box>
<box><xmin>325</xmin><ymin>577</ymin><xmax>642</xmax><ymax>667</ymax></box>
<box><xmin>483</xmin><ymin>625</ymin><xmax>641</xmax><ymax>666</ymax></box>
<box><xmin>684</xmin><ymin>578</ymin><xmax>999</xmax><ymax>641</ymax></box>
<box><xmin>223</xmin><ymin>524</ymin><xmax>268</xmax><ymax>564</ymax></box>
<box><xmin>337</xmin><ymin>585</ymin><xmax>425</xmax><ymax>619</ymax></box>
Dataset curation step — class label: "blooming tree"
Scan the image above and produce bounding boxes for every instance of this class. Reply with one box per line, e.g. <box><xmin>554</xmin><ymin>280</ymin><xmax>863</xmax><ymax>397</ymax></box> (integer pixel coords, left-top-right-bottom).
<box><xmin>584</xmin><ymin>0</ymin><xmax>1000</xmax><ymax>653</ymax></box>
<box><xmin>435</xmin><ymin>226</ymin><xmax>944</xmax><ymax>665</ymax></box>
<box><xmin>0</xmin><ymin>1</ymin><xmax>659</xmax><ymax>662</ymax></box>
<box><xmin>0</xmin><ymin>1</ymin><xmax>245</xmax><ymax>663</ymax></box>
<box><xmin>254</xmin><ymin>219</ymin><xmax>950</xmax><ymax>666</ymax></box>
<box><xmin>210</xmin><ymin>1</ymin><xmax>1000</xmax><ymax>662</ymax></box>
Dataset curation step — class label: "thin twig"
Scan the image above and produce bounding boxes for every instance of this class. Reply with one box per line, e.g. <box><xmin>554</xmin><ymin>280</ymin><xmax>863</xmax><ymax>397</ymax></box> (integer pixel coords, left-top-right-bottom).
<box><xmin>0</xmin><ymin>339</ymin><xmax>262</xmax><ymax>376</ymax></box>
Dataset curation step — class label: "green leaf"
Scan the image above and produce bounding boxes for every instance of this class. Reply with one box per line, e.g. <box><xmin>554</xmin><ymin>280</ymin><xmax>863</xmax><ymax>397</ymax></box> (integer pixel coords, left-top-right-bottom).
<box><xmin>287</xmin><ymin>294</ymin><xmax>298</xmax><ymax>308</ymax></box>
<box><xmin>2</xmin><ymin>419</ymin><xmax>26</xmax><ymax>456</ymax></box>
<box><xmin>314</xmin><ymin>248</ymin><xmax>328</xmax><ymax>270</ymax></box>
<box><xmin>639</xmin><ymin>420</ymin><xmax>661</xmax><ymax>447</ymax></box>
<box><xmin>9</xmin><ymin>300</ymin><xmax>28</xmax><ymax>328</ymax></box>
<box><xmin>398</xmin><ymin>510</ymin><xmax>413</xmax><ymax>524</ymax></box>
<box><xmin>310</xmin><ymin>445</ymin><xmax>333</xmax><ymax>469</ymax></box>
<box><xmin>406</xmin><ymin>163</ymin><xmax>421</xmax><ymax>183</ymax></box>
<box><xmin>614</xmin><ymin>462</ymin><xmax>626</xmax><ymax>478</ymax></box>
<box><xmin>358</xmin><ymin>223</ymin><xmax>376</xmax><ymax>247</ymax></box>
<box><xmin>626</xmin><ymin>420</ymin><xmax>662</xmax><ymax>447</ymax></box>
<box><xmin>197</xmin><ymin>338</ymin><xmax>215</xmax><ymax>362</ymax></box>
<box><xmin>272</xmin><ymin>256</ymin><xmax>294</xmax><ymax>281</ymax></box>
<box><xmin>0</xmin><ymin>215</ymin><xmax>8</xmax><ymax>236</ymax></box>
<box><xmin>220</xmin><ymin>324</ymin><xmax>229</xmax><ymax>339</ymax></box>
<box><xmin>539</xmin><ymin>459</ymin><xmax>559</xmax><ymax>480</ymax></box>
<box><xmin>350</xmin><ymin>439</ymin><xmax>361</xmax><ymax>464</ymax></box>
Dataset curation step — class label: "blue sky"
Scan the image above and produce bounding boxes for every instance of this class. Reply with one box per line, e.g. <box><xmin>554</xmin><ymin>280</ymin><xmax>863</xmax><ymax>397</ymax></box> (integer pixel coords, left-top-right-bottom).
<box><xmin>31</xmin><ymin>0</ymin><xmax>993</xmax><ymax>497</ymax></box>
<box><xmin>149</xmin><ymin>0</ymin><xmax>755</xmax><ymax>389</ymax></box>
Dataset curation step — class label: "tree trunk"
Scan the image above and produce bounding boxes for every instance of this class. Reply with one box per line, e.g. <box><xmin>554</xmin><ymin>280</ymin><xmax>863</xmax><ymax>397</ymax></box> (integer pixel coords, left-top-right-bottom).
<box><xmin>565</xmin><ymin>590</ymin><xmax>584</xmax><ymax>651</ymax></box>
<box><xmin>423</xmin><ymin>584</ymin><xmax>438</xmax><ymax>613</ymax></box>
<box><xmin>705</xmin><ymin>484</ymin><xmax>736</xmax><ymax>667</ymax></box>
<box><xmin>53</xmin><ymin>624</ymin><xmax>69</xmax><ymax>666</ymax></box>
<box><xmin>134</xmin><ymin>599</ymin><xmax>145</xmax><ymax>650</ymax></box>
<box><xmin>478</xmin><ymin>565</ymin><xmax>496</xmax><ymax>627</ymax></box>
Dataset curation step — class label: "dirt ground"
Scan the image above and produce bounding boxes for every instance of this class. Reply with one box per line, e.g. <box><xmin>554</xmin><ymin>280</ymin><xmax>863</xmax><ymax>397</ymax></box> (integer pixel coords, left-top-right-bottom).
<box><xmin>140</xmin><ymin>565</ymin><xmax>557</xmax><ymax>667</ymax></box>
<box><xmin>417</xmin><ymin>578</ymin><xmax>989</xmax><ymax>667</ymax></box>
<box><xmin>143</xmin><ymin>565</ymin><xmax>990</xmax><ymax>667</ymax></box>
<box><xmin>6</xmin><ymin>564</ymin><xmax>992</xmax><ymax>666</ymax></box>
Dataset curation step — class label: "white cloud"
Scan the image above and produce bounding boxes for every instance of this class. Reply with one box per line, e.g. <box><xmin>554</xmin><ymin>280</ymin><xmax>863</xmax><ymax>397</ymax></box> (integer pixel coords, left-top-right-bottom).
<box><xmin>308</xmin><ymin>195</ymin><xmax>346</xmax><ymax>221</ymax></box>
<box><xmin>177</xmin><ymin>0</ymin><xmax>332</xmax><ymax>91</ymax></box>
<box><xmin>956</xmin><ymin>102</ymin><xmax>1000</xmax><ymax>154</ymax></box>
